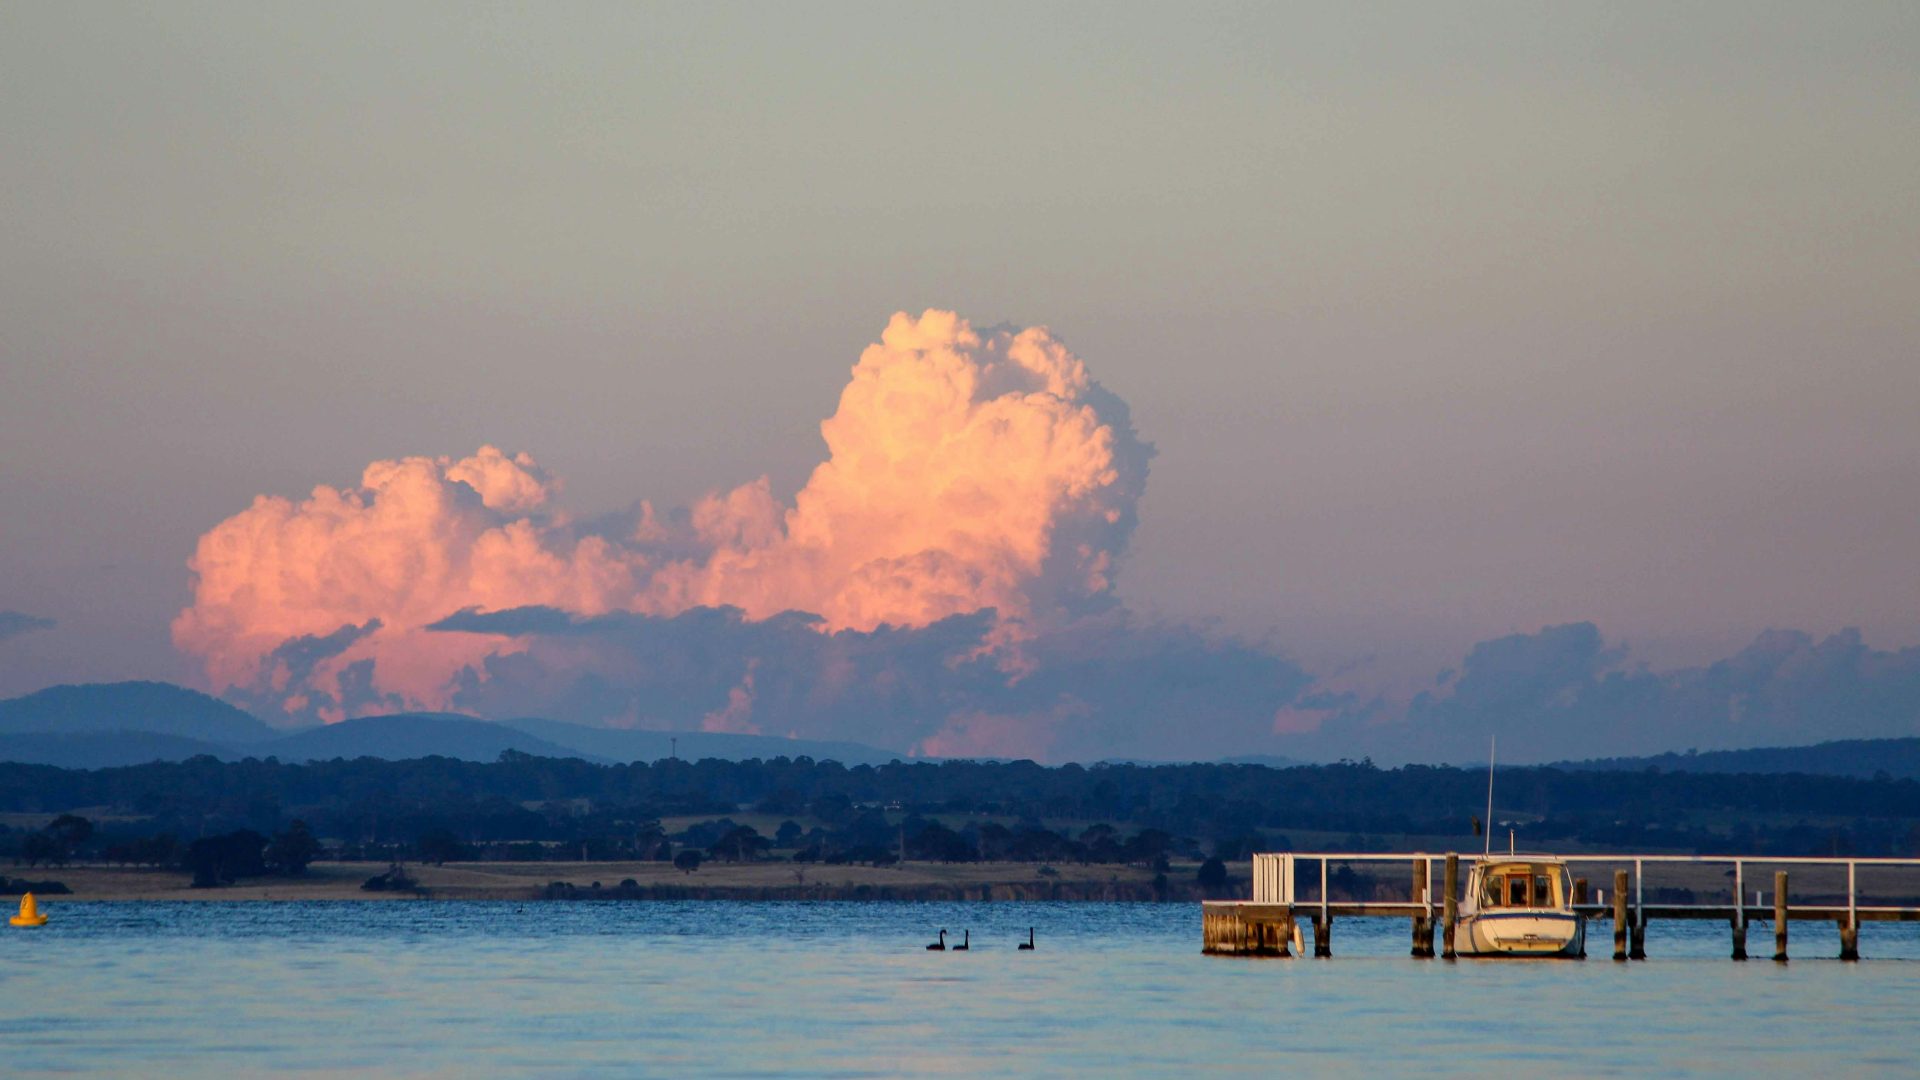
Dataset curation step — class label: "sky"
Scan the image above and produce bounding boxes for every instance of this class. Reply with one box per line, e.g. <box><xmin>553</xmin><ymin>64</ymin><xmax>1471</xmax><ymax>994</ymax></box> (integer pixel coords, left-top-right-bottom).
<box><xmin>1</xmin><ymin>3</ymin><xmax>1916</xmax><ymax>762</ymax></box>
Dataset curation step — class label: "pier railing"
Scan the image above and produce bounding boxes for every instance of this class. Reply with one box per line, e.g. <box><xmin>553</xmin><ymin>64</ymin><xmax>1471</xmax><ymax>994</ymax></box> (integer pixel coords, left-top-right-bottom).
<box><xmin>1202</xmin><ymin>851</ymin><xmax>1920</xmax><ymax>960</ymax></box>
<box><xmin>1255</xmin><ymin>852</ymin><xmax>1920</xmax><ymax>909</ymax></box>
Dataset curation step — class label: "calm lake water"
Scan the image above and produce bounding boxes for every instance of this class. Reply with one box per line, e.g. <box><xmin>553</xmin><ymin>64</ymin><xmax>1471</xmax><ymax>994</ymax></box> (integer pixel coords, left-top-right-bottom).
<box><xmin>5</xmin><ymin>901</ymin><xmax>1919</xmax><ymax>1076</ymax></box>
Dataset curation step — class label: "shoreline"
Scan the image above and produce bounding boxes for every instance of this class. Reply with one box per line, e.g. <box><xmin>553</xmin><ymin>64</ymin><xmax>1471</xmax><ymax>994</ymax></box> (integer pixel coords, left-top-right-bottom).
<box><xmin>10</xmin><ymin>859</ymin><xmax>1214</xmax><ymax>903</ymax></box>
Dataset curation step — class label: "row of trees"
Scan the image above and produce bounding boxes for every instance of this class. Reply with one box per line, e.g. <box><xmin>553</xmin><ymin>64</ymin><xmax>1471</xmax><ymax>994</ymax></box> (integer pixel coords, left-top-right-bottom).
<box><xmin>15</xmin><ymin>813</ymin><xmax>94</xmax><ymax>866</ymax></box>
<box><xmin>12</xmin><ymin>815</ymin><xmax>323</xmax><ymax>887</ymax></box>
<box><xmin>4</xmin><ymin>804</ymin><xmax>1198</xmax><ymax>886</ymax></box>
<box><xmin>176</xmin><ymin>820</ymin><xmax>324</xmax><ymax>886</ymax></box>
<box><xmin>6</xmin><ymin>752</ymin><xmax>1920</xmax><ymax>864</ymax></box>
<box><xmin>669</xmin><ymin>814</ymin><xmax>1190</xmax><ymax>868</ymax></box>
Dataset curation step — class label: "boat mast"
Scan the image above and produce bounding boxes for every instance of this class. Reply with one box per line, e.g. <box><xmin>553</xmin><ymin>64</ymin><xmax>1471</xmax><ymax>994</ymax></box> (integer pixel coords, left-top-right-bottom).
<box><xmin>1483</xmin><ymin>735</ymin><xmax>1496</xmax><ymax>857</ymax></box>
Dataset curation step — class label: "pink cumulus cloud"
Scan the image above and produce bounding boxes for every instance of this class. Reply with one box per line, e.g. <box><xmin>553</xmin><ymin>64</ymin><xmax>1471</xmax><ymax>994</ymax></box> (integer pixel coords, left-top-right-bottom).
<box><xmin>173</xmin><ymin>310</ymin><xmax>1151</xmax><ymax>734</ymax></box>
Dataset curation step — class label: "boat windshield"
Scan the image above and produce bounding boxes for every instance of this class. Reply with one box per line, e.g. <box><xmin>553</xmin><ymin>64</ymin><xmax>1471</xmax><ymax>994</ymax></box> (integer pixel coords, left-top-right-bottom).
<box><xmin>1478</xmin><ymin>863</ymin><xmax>1569</xmax><ymax>909</ymax></box>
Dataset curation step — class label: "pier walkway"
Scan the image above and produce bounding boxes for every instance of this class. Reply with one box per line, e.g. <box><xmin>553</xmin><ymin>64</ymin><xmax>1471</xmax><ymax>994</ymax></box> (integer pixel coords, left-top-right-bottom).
<box><xmin>1203</xmin><ymin>852</ymin><xmax>1920</xmax><ymax>960</ymax></box>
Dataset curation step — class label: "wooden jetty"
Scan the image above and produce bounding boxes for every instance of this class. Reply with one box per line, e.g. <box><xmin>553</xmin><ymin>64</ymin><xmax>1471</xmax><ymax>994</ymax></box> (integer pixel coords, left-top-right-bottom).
<box><xmin>1203</xmin><ymin>852</ymin><xmax>1920</xmax><ymax>960</ymax></box>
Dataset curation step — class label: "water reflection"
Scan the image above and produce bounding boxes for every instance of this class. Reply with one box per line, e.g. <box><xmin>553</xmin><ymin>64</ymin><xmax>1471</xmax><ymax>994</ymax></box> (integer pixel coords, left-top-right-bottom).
<box><xmin>4</xmin><ymin>902</ymin><xmax>1920</xmax><ymax>1076</ymax></box>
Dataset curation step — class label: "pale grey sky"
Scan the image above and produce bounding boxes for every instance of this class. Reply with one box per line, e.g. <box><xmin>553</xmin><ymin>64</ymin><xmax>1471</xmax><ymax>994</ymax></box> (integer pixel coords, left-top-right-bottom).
<box><xmin>2</xmin><ymin>2</ymin><xmax>1916</xmax><ymax>711</ymax></box>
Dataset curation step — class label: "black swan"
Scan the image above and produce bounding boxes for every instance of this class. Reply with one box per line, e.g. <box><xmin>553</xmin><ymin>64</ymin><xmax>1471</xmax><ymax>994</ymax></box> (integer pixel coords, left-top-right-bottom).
<box><xmin>1018</xmin><ymin>927</ymin><xmax>1034</xmax><ymax>950</ymax></box>
<box><xmin>953</xmin><ymin>929</ymin><xmax>969</xmax><ymax>951</ymax></box>
<box><xmin>926</xmin><ymin>929</ymin><xmax>946</xmax><ymax>951</ymax></box>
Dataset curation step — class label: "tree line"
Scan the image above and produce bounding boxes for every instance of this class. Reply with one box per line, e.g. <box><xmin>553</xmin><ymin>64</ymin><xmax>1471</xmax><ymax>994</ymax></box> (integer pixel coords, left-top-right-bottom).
<box><xmin>4</xmin><ymin>751</ymin><xmax>1920</xmax><ymax>878</ymax></box>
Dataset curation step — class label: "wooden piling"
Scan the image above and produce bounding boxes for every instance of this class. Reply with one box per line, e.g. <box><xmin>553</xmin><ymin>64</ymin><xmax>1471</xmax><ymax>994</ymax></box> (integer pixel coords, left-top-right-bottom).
<box><xmin>1410</xmin><ymin>858</ymin><xmax>1431</xmax><ymax>958</ymax></box>
<box><xmin>1773</xmin><ymin>871</ymin><xmax>1789</xmax><ymax>962</ymax></box>
<box><xmin>1201</xmin><ymin>903</ymin><xmax>1294</xmax><ymax>957</ymax></box>
<box><xmin>1442</xmin><ymin>853</ymin><xmax>1459</xmax><ymax>960</ymax></box>
<box><xmin>1612</xmin><ymin>869</ymin><xmax>1629</xmax><ymax>962</ymax></box>
<box><xmin>1841</xmin><ymin>860</ymin><xmax>1859</xmax><ymax>961</ymax></box>
<box><xmin>1201</xmin><ymin>907</ymin><xmax>1226</xmax><ymax>954</ymax></box>
<box><xmin>1731</xmin><ymin>917</ymin><xmax>1747</xmax><ymax>961</ymax></box>
<box><xmin>1630</xmin><ymin>913</ymin><xmax>1647</xmax><ymax>961</ymax></box>
<box><xmin>1572</xmin><ymin>877</ymin><xmax>1589</xmax><ymax>957</ymax></box>
<box><xmin>1313</xmin><ymin>914</ymin><xmax>1332</xmax><ymax>958</ymax></box>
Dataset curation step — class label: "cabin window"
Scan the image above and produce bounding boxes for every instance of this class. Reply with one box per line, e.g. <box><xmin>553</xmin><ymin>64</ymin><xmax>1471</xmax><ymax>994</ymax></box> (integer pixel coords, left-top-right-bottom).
<box><xmin>1482</xmin><ymin>871</ymin><xmax>1526</xmax><ymax>908</ymax></box>
<box><xmin>1481</xmin><ymin>865</ymin><xmax>1566</xmax><ymax>908</ymax></box>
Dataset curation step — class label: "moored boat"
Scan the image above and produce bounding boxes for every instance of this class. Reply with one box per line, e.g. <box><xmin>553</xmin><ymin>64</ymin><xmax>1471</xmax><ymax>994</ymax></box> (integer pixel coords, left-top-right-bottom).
<box><xmin>1455</xmin><ymin>856</ymin><xmax>1585</xmax><ymax>957</ymax></box>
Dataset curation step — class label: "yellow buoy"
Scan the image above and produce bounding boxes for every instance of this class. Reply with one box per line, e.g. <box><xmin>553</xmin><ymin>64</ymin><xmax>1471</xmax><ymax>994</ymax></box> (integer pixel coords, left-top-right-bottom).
<box><xmin>10</xmin><ymin>892</ymin><xmax>48</xmax><ymax>927</ymax></box>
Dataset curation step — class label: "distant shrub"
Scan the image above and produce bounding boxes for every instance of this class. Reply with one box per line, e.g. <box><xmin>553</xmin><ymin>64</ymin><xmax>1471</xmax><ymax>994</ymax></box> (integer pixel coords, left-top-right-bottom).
<box><xmin>1196</xmin><ymin>857</ymin><xmax>1228</xmax><ymax>891</ymax></box>
<box><xmin>360</xmin><ymin>863</ymin><xmax>418</xmax><ymax>892</ymax></box>
<box><xmin>187</xmin><ymin>829</ymin><xmax>268</xmax><ymax>888</ymax></box>
<box><xmin>265</xmin><ymin>820</ymin><xmax>321</xmax><ymax>876</ymax></box>
<box><xmin>415</xmin><ymin>828</ymin><xmax>472</xmax><ymax>865</ymax></box>
<box><xmin>0</xmin><ymin>876</ymin><xmax>71</xmax><ymax>896</ymax></box>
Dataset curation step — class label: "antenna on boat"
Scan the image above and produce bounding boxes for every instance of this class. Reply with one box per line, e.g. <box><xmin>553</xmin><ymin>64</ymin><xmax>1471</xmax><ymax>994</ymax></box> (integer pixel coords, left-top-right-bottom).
<box><xmin>1483</xmin><ymin>735</ymin><xmax>1496</xmax><ymax>857</ymax></box>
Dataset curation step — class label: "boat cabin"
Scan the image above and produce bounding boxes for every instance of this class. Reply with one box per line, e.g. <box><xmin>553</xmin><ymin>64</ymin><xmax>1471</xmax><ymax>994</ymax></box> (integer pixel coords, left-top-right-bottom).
<box><xmin>1476</xmin><ymin>860</ymin><xmax>1571</xmax><ymax>910</ymax></box>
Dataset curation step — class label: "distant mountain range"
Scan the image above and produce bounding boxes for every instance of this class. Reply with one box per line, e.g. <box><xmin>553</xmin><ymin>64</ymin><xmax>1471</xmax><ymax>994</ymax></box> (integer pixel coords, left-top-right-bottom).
<box><xmin>8</xmin><ymin>681</ymin><xmax>1918</xmax><ymax>777</ymax></box>
<box><xmin>1553</xmin><ymin>738</ymin><xmax>1920</xmax><ymax>780</ymax></box>
<box><xmin>0</xmin><ymin>681</ymin><xmax>277</xmax><ymax>743</ymax></box>
<box><xmin>0</xmin><ymin>682</ymin><xmax>907</xmax><ymax>769</ymax></box>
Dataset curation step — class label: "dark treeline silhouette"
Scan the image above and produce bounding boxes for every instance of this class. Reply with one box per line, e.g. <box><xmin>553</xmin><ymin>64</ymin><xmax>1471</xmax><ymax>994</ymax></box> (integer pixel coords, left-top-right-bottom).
<box><xmin>5</xmin><ymin>751</ymin><xmax>1920</xmax><ymax>871</ymax></box>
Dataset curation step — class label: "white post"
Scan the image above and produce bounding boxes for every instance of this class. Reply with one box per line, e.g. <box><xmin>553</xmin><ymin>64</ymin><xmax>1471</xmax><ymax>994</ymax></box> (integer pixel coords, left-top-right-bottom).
<box><xmin>1734</xmin><ymin>859</ymin><xmax>1744</xmax><ymax>929</ymax></box>
<box><xmin>1634</xmin><ymin>857</ymin><xmax>1644</xmax><ymax>922</ymax></box>
<box><xmin>1848</xmin><ymin>860</ymin><xmax>1857</xmax><ymax>928</ymax></box>
<box><xmin>1320</xmin><ymin>857</ymin><xmax>1329</xmax><ymax>925</ymax></box>
<box><xmin>1423</xmin><ymin>853</ymin><xmax>1433</xmax><ymax>924</ymax></box>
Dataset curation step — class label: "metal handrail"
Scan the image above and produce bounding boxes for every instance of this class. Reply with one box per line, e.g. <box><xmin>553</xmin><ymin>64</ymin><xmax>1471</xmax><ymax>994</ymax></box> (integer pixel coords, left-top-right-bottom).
<box><xmin>1253</xmin><ymin>851</ymin><xmax>1920</xmax><ymax>910</ymax></box>
<box><xmin>1263</xmin><ymin>852</ymin><xmax>1920</xmax><ymax>866</ymax></box>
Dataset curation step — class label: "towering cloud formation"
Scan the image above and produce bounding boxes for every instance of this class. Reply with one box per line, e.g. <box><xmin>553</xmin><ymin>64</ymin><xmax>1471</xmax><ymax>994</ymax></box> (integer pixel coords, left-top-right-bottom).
<box><xmin>638</xmin><ymin>309</ymin><xmax>1146</xmax><ymax>633</ymax></box>
<box><xmin>173</xmin><ymin>311</ymin><xmax>1161</xmax><ymax>752</ymax></box>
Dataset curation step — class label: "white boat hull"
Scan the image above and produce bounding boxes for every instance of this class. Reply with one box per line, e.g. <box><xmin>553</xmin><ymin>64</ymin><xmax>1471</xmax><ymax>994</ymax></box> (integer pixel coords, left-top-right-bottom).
<box><xmin>1458</xmin><ymin>912</ymin><xmax>1585</xmax><ymax>958</ymax></box>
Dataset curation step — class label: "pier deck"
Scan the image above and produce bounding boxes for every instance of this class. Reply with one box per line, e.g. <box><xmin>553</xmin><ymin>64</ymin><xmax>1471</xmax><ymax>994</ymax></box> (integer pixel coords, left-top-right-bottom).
<box><xmin>1202</xmin><ymin>852</ymin><xmax>1920</xmax><ymax>960</ymax></box>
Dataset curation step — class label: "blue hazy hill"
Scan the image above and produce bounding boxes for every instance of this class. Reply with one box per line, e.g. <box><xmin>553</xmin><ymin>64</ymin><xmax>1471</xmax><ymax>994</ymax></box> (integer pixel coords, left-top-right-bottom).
<box><xmin>0</xmin><ymin>730</ymin><xmax>234</xmax><ymax>769</ymax></box>
<box><xmin>1555</xmin><ymin>738</ymin><xmax>1920</xmax><ymax>779</ymax></box>
<box><xmin>0</xmin><ymin>682</ymin><xmax>907</xmax><ymax>768</ymax></box>
<box><xmin>261</xmin><ymin>713</ymin><xmax>595</xmax><ymax>764</ymax></box>
<box><xmin>0</xmin><ymin>681</ymin><xmax>277</xmax><ymax>743</ymax></box>
<box><xmin>506</xmin><ymin>716</ymin><xmax>904</xmax><ymax>767</ymax></box>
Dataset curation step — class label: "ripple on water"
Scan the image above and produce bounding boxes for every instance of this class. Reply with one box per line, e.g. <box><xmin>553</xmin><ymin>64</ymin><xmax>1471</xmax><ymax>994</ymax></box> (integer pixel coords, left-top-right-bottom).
<box><xmin>4</xmin><ymin>902</ymin><xmax>1920</xmax><ymax>1076</ymax></box>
